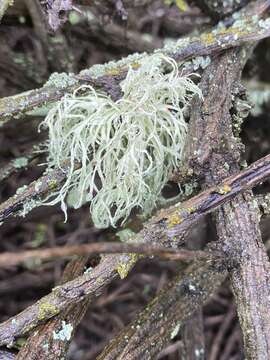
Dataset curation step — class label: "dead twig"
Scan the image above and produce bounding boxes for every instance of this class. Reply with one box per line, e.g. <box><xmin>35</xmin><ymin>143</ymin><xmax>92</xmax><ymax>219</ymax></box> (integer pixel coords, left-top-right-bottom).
<box><xmin>0</xmin><ymin>143</ymin><xmax>44</xmax><ymax>183</ymax></box>
<box><xmin>97</xmin><ymin>258</ymin><xmax>227</xmax><ymax>359</ymax></box>
<box><xmin>0</xmin><ymin>255</ymin><xmax>120</xmax><ymax>347</ymax></box>
<box><xmin>1</xmin><ymin>4</ymin><xmax>270</xmax><ymax>125</ymax></box>
<box><xmin>1</xmin><ymin>150</ymin><xmax>270</xmax><ymax>230</ymax></box>
<box><xmin>0</xmin><ymin>242</ymin><xmax>217</xmax><ymax>269</ymax></box>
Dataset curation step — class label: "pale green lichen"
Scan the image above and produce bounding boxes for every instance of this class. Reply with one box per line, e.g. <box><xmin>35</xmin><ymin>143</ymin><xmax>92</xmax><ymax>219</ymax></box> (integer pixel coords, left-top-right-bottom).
<box><xmin>41</xmin><ymin>53</ymin><xmax>202</xmax><ymax>228</ymax></box>
<box><xmin>84</xmin><ymin>266</ymin><xmax>93</xmax><ymax>274</ymax></box>
<box><xmin>13</xmin><ymin>157</ymin><xmax>28</xmax><ymax>168</ymax></box>
<box><xmin>44</xmin><ymin>72</ymin><xmax>78</xmax><ymax>89</ymax></box>
<box><xmin>248</xmin><ymin>86</ymin><xmax>270</xmax><ymax>116</ymax></box>
<box><xmin>170</xmin><ymin>323</ymin><xmax>181</xmax><ymax>339</ymax></box>
<box><xmin>258</xmin><ymin>18</ymin><xmax>270</xmax><ymax>30</ymax></box>
<box><xmin>116</xmin><ymin>228</ymin><xmax>136</xmax><ymax>243</ymax></box>
<box><xmin>259</xmin><ymin>194</ymin><xmax>270</xmax><ymax>215</ymax></box>
<box><xmin>18</xmin><ymin>198</ymin><xmax>41</xmax><ymax>218</ymax></box>
<box><xmin>0</xmin><ymin>0</ymin><xmax>14</xmax><ymax>21</ymax></box>
<box><xmin>191</xmin><ymin>56</ymin><xmax>211</xmax><ymax>70</ymax></box>
<box><xmin>53</xmin><ymin>321</ymin><xmax>73</xmax><ymax>341</ymax></box>
<box><xmin>15</xmin><ymin>185</ymin><xmax>28</xmax><ymax>195</ymax></box>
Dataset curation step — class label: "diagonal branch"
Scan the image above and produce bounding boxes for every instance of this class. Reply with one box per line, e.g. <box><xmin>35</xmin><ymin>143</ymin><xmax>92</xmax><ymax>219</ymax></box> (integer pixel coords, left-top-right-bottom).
<box><xmin>1</xmin><ymin>2</ymin><xmax>270</xmax><ymax>125</ymax></box>
<box><xmin>1</xmin><ymin>151</ymin><xmax>270</xmax><ymax>346</ymax></box>
<box><xmin>0</xmin><ymin>254</ymin><xmax>120</xmax><ymax>347</ymax></box>
<box><xmin>1</xmin><ymin>151</ymin><xmax>270</xmax><ymax>234</ymax></box>
<box><xmin>16</xmin><ymin>255</ymin><xmax>90</xmax><ymax>360</ymax></box>
<box><xmin>97</xmin><ymin>258</ymin><xmax>227</xmax><ymax>359</ymax></box>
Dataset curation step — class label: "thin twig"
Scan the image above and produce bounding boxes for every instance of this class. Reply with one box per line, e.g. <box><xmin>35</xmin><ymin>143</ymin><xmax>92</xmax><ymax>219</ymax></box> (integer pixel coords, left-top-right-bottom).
<box><xmin>0</xmin><ymin>143</ymin><xmax>44</xmax><ymax>183</ymax></box>
<box><xmin>0</xmin><ymin>242</ymin><xmax>217</xmax><ymax>268</ymax></box>
<box><xmin>1</xmin><ymin>2</ymin><xmax>270</xmax><ymax>125</ymax></box>
<box><xmin>0</xmin><ymin>255</ymin><xmax>120</xmax><ymax>347</ymax></box>
<box><xmin>97</xmin><ymin>258</ymin><xmax>227</xmax><ymax>359</ymax></box>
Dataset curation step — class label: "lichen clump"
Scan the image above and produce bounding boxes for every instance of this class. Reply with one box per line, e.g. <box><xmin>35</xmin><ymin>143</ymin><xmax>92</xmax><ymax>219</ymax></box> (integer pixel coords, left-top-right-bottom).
<box><xmin>41</xmin><ymin>53</ymin><xmax>202</xmax><ymax>228</ymax></box>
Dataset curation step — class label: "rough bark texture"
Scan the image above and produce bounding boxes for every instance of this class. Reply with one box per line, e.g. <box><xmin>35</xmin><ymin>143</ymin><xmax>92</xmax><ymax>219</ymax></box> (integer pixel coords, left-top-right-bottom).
<box><xmin>16</xmin><ymin>256</ymin><xmax>90</xmax><ymax>360</ymax></box>
<box><xmin>216</xmin><ymin>193</ymin><xmax>270</xmax><ymax>359</ymax></box>
<box><xmin>97</xmin><ymin>259</ymin><xmax>227</xmax><ymax>359</ymax></box>
<box><xmin>189</xmin><ymin>47</ymin><xmax>270</xmax><ymax>358</ymax></box>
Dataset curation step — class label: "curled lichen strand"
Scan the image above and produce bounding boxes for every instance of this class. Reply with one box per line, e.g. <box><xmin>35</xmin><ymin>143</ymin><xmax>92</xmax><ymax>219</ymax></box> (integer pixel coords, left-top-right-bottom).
<box><xmin>41</xmin><ymin>53</ymin><xmax>202</xmax><ymax>228</ymax></box>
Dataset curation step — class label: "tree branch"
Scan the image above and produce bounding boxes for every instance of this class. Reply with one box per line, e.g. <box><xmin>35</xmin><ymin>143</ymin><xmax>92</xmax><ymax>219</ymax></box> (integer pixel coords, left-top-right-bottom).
<box><xmin>1</xmin><ymin>148</ymin><xmax>270</xmax><ymax>229</ymax></box>
<box><xmin>0</xmin><ymin>242</ymin><xmax>217</xmax><ymax>269</ymax></box>
<box><xmin>97</xmin><ymin>258</ymin><xmax>227</xmax><ymax>359</ymax></box>
<box><xmin>1</xmin><ymin>2</ymin><xmax>270</xmax><ymax>125</ymax></box>
<box><xmin>189</xmin><ymin>46</ymin><xmax>270</xmax><ymax>358</ymax></box>
<box><xmin>16</xmin><ymin>255</ymin><xmax>90</xmax><ymax>360</ymax></box>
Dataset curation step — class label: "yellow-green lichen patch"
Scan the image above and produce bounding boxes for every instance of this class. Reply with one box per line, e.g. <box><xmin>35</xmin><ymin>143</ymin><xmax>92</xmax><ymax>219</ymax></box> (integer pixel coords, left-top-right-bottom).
<box><xmin>105</xmin><ymin>68</ymin><xmax>121</xmax><ymax>76</ymax></box>
<box><xmin>217</xmin><ymin>184</ymin><xmax>231</xmax><ymax>195</ymax></box>
<box><xmin>48</xmin><ymin>179</ymin><xmax>58</xmax><ymax>190</ymax></box>
<box><xmin>131</xmin><ymin>62</ymin><xmax>141</xmax><ymax>69</ymax></box>
<box><xmin>116</xmin><ymin>253</ymin><xmax>139</xmax><ymax>279</ymax></box>
<box><xmin>38</xmin><ymin>302</ymin><xmax>58</xmax><ymax>320</ymax></box>
<box><xmin>167</xmin><ymin>213</ymin><xmax>183</xmax><ymax>228</ymax></box>
<box><xmin>175</xmin><ymin>0</ymin><xmax>188</xmax><ymax>11</ymax></box>
<box><xmin>201</xmin><ymin>32</ymin><xmax>215</xmax><ymax>45</ymax></box>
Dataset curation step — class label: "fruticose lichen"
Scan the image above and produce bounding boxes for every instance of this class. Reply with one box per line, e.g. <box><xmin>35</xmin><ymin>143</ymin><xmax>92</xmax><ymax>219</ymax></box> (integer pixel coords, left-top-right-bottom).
<box><xmin>41</xmin><ymin>53</ymin><xmax>202</xmax><ymax>228</ymax></box>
